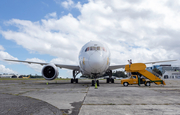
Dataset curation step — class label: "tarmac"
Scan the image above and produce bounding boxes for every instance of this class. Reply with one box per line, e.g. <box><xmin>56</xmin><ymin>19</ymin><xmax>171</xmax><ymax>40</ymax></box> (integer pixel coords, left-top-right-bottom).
<box><xmin>0</xmin><ymin>79</ymin><xmax>180</xmax><ymax>115</ymax></box>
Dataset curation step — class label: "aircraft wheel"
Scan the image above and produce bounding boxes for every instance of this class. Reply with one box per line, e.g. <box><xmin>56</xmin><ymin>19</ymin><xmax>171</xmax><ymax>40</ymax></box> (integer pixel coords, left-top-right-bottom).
<box><xmin>123</xmin><ymin>82</ymin><xmax>128</xmax><ymax>86</ymax></box>
<box><xmin>71</xmin><ymin>79</ymin><xmax>74</xmax><ymax>83</ymax></box>
<box><xmin>106</xmin><ymin>78</ymin><xmax>110</xmax><ymax>83</ymax></box>
<box><xmin>111</xmin><ymin>78</ymin><xmax>114</xmax><ymax>83</ymax></box>
<box><xmin>92</xmin><ymin>80</ymin><xmax>95</xmax><ymax>86</ymax></box>
<box><xmin>75</xmin><ymin>79</ymin><xmax>78</xmax><ymax>83</ymax></box>
<box><xmin>97</xmin><ymin>80</ymin><xmax>99</xmax><ymax>86</ymax></box>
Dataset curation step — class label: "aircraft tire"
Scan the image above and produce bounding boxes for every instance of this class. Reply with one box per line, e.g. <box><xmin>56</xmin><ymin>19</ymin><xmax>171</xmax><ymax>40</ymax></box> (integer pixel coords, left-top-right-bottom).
<box><xmin>97</xmin><ymin>80</ymin><xmax>99</xmax><ymax>86</ymax></box>
<box><xmin>107</xmin><ymin>78</ymin><xmax>110</xmax><ymax>83</ymax></box>
<box><xmin>111</xmin><ymin>78</ymin><xmax>114</xmax><ymax>83</ymax></box>
<box><xmin>75</xmin><ymin>79</ymin><xmax>78</xmax><ymax>83</ymax></box>
<box><xmin>92</xmin><ymin>80</ymin><xmax>95</xmax><ymax>86</ymax></box>
<box><xmin>71</xmin><ymin>79</ymin><xmax>74</xmax><ymax>83</ymax></box>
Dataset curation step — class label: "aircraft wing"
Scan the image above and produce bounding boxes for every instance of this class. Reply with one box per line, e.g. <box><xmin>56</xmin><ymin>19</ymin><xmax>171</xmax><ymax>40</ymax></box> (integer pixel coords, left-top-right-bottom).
<box><xmin>108</xmin><ymin>60</ymin><xmax>176</xmax><ymax>70</ymax></box>
<box><xmin>143</xmin><ymin>60</ymin><xmax>177</xmax><ymax>64</ymax></box>
<box><xmin>4</xmin><ymin>59</ymin><xmax>80</xmax><ymax>70</ymax></box>
<box><xmin>108</xmin><ymin>65</ymin><xmax>126</xmax><ymax>70</ymax></box>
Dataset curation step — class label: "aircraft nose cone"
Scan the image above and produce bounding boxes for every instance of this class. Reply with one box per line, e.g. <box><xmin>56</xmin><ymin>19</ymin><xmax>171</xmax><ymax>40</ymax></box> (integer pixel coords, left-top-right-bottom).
<box><xmin>89</xmin><ymin>52</ymin><xmax>104</xmax><ymax>71</ymax></box>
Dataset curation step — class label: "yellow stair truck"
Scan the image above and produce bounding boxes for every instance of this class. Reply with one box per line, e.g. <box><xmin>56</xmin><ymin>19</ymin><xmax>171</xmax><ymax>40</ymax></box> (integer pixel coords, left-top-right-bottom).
<box><xmin>121</xmin><ymin>63</ymin><xmax>166</xmax><ymax>86</ymax></box>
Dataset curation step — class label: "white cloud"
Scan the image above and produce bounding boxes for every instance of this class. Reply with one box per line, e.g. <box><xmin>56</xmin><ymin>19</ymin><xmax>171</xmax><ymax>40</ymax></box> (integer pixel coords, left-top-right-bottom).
<box><xmin>61</xmin><ymin>0</ymin><xmax>74</xmax><ymax>9</ymax></box>
<box><xmin>50</xmin><ymin>57</ymin><xmax>77</xmax><ymax>65</ymax></box>
<box><xmin>0</xmin><ymin>65</ymin><xmax>17</xmax><ymax>74</ymax></box>
<box><xmin>45</xmin><ymin>12</ymin><xmax>57</xmax><ymax>19</ymax></box>
<box><xmin>60</xmin><ymin>0</ymin><xmax>82</xmax><ymax>9</ymax></box>
<box><xmin>76</xmin><ymin>2</ymin><xmax>82</xmax><ymax>10</ymax></box>
<box><xmin>0</xmin><ymin>46</ymin><xmax>18</xmax><ymax>74</ymax></box>
<box><xmin>0</xmin><ymin>45</ymin><xmax>5</xmax><ymax>51</ymax></box>
<box><xmin>25</xmin><ymin>58</ymin><xmax>46</xmax><ymax>73</ymax></box>
<box><xmin>0</xmin><ymin>51</ymin><xmax>18</xmax><ymax>61</ymax></box>
<box><xmin>0</xmin><ymin>0</ymin><xmax>180</xmax><ymax>69</ymax></box>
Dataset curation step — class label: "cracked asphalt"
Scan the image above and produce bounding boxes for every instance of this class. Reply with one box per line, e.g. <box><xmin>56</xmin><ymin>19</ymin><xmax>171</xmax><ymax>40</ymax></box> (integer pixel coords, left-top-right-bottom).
<box><xmin>0</xmin><ymin>79</ymin><xmax>180</xmax><ymax>115</ymax></box>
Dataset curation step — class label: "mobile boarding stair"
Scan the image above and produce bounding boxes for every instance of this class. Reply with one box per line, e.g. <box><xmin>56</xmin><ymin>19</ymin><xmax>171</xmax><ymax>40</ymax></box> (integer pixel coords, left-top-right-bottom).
<box><xmin>125</xmin><ymin>63</ymin><xmax>166</xmax><ymax>86</ymax></box>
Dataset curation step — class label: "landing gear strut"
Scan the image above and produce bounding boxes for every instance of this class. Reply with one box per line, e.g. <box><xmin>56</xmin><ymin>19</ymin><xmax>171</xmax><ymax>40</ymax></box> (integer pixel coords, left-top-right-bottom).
<box><xmin>71</xmin><ymin>70</ymin><xmax>80</xmax><ymax>83</ymax></box>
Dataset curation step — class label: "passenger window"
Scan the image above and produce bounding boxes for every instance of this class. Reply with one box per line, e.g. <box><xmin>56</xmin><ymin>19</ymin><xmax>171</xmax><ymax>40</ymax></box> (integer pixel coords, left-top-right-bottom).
<box><xmin>97</xmin><ymin>47</ymin><xmax>100</xmax><ymax>50</ymax></box>
<box><xmin>90</xmin><ymin>47</ymin><xmax>93</xmax><ymax>50</ymax></box>
<box><xmin>132</xmin><ymin>76</ymin><xmax>136</xmax><ymax>79</ymax></box>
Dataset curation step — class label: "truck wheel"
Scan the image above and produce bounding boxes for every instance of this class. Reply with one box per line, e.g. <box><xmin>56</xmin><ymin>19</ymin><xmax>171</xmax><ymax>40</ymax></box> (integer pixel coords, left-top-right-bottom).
<box><xmin>123</xmin><ymin>82</ymin><xmax>128</xmax><ymax>86</ymax></box>
<box><xmin>145</xmin><ymin>82</ymin><xmax>151</xmax><ymax>86</ymax></box>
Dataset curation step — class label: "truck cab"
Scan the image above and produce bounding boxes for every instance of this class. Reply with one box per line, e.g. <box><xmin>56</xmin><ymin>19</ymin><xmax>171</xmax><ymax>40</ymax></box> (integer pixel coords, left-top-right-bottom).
<box><xmin>121</xmin><ymin>75</ymin><xmax>149</xmax><ymax>86</ymax></box>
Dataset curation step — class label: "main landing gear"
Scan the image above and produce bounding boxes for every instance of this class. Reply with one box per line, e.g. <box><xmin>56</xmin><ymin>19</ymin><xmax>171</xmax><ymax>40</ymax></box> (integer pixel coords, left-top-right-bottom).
<box><xmin>106</xmin><ymin>78</ymin><xmax>114</xmax><ymax>83</ymax></box>
<box><xmin>106</xmin><ymin>70</ymin><xmax>115</xmax><ymax>83</ymax></box>
<box><xmin>71</xmin><ymin>70</ymin><xmax>80</xmax><ymax>83</ymax></box>
<box><xmin>71</xmin><ymin>78</ymin><xmax>78</xmax><ymax>83</ymax></box>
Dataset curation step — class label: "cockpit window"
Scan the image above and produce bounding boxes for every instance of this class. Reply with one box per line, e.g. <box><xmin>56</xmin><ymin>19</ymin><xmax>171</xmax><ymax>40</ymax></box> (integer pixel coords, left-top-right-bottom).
<box><xmin>85</xmin><ymin>47</ymin><xmax>89</xmax><ymax>52</ymax></box>
<box><xmin>85</xmin><ymin>46</ymin><xmax>106</xmax><ymax>52</ymax></box>
<box><xmin>92</xmin><ymin>47</ymin><xmax>95</xmax><ymax>50</ymax></box>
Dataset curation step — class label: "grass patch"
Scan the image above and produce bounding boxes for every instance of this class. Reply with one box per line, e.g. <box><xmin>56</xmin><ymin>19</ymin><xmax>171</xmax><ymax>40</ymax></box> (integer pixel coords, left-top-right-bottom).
<box><xmin>140</xmin><ymin>103</ymin><xmax>147</xmax><ymax>105</ymax></box>
<box><xmin>121</xmin><ymin>104</ymin><xmax>132</xmax><ymax>105</ymax></box>
<box><xmin>109</xmin><ymin>103</ymin><xmax>116</xmax><ymax>105</ymax></box>
<box><xmin>0</xmin><ymin>78</ymin><xmax>45</xmax><ymax>80</ymax></box>
<box><xmin>83</xmin><ymin>103</ymin><xmax>116</xmax><ymax>105</ymax></box>
<box><xmin>21</xmin><ymin>82</ymin><xmax>25</xmax><ymax>84</ymax></box>
<box><xmin>0</xmin><ymin>78</ymin><xmax>72</xmax><ymax>81</ymax></box>
<box><xmin>13</xmin><ymin>94</ymin><xmax>20</xmax><ymax>96</ymax></box>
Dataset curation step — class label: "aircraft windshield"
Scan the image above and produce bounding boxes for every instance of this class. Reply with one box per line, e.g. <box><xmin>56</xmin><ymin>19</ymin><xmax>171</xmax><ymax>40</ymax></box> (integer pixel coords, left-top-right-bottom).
<box><xmin>85</xmin><ymin>46</ymin><xmax>106</xmax><ymax>52</ymax></box>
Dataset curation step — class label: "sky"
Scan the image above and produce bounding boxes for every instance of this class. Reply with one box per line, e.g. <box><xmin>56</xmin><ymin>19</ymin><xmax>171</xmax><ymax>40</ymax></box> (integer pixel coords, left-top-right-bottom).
<box><xmin>0</xmin><ymin>0</ymin><xmax>180</xmax><ymax>78</ymax></box>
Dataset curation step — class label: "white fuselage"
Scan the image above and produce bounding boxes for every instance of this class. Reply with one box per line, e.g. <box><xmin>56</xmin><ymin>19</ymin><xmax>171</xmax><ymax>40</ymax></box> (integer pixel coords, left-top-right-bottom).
<box><xmin>78</xmin><ymin>41</ymin><xmax>110</xmax><ymax>76</ymax></box>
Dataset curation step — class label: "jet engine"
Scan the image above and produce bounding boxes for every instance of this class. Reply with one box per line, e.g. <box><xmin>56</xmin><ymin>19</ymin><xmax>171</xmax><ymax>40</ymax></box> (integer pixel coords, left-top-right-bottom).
<box><xmin>42</xmin><ymin>63</ymin><xmax>59</xmax><ymax>80</ymax></box>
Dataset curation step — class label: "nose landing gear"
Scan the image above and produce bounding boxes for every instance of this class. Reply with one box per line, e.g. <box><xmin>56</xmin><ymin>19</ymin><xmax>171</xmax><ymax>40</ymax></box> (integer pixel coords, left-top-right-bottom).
<box><xmin>91</xmin><ymin>79</ymin><xmax>99</xmax><ymax>86</ymax></box>
<box><xmin>91</xmin><ymin>73</ymin><xmax>100</xmax><ymax>89</ymax></box>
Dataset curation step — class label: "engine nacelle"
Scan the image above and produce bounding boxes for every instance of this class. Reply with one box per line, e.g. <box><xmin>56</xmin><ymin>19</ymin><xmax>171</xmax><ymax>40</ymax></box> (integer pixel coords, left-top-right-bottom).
<box><xmin>42</xmin><ymin>63</ymin><xmax>59</xmax><ymax>80</ymax></box>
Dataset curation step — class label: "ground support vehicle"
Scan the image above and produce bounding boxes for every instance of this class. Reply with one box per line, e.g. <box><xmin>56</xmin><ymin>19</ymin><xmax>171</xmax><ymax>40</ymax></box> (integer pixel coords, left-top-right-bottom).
<box><xmin>121</xmin><ymin>63</ymin><xmax>166</xmax><ymax>86</ymax></box>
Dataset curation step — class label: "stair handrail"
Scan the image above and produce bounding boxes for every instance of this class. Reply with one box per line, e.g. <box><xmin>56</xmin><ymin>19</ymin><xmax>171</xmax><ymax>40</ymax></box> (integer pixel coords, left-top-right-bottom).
<box><xmin>151</xmin><ymin>70</ymin><xmax>162</xmax><ymax>79</ymax></box>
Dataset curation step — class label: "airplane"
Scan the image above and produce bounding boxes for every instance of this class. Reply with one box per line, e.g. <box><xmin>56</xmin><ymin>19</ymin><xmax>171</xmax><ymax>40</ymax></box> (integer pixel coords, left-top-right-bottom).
<box><xmin>23</xmin><ymin>75</ymin><xmax>30</xmax><ymax>79</ymax></box>
<box><xmin>4</xmin><ymin>41</ymin><xmax>176</xmax><ymax>86</ymax></box>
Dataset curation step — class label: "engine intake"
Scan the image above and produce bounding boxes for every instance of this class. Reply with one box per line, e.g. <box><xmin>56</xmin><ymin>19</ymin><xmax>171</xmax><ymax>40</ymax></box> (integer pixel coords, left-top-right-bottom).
<box><xmin>42</xmin><ymin>63</ymin><xmax>59</xmax><ymax>80</ymax></box>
